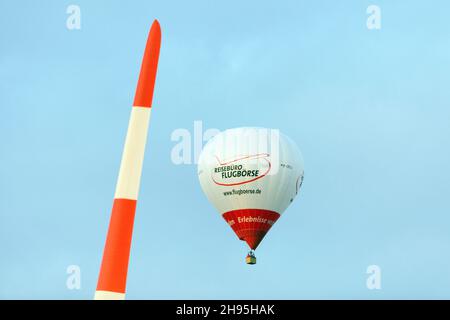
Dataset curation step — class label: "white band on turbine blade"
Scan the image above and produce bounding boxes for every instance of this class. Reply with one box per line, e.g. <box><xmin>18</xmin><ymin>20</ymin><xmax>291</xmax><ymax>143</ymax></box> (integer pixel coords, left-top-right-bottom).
<box><xmin>114</xmin><ymin>107</ymin><xmax>152</xmax><ymax>200</ymax></box>
<box><xmin>94</xmin><ymin>290</ymin><xmax>126</xmax><ymax>300</ymax></box>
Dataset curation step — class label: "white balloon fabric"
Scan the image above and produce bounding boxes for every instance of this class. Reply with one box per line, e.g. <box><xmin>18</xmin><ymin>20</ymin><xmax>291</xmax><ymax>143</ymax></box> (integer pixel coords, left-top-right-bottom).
<box><xmin>198</xmin><ymin>127</ymin><xmax>304</xmax><ymax>250</ymax></box>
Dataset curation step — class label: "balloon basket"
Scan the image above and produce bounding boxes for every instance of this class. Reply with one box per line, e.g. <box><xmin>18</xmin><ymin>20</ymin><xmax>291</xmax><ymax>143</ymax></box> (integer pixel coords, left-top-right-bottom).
<box><xmin>245</xmin><ymin>251</ymin><xmax>257</xmax><ymax>265</ymax></box>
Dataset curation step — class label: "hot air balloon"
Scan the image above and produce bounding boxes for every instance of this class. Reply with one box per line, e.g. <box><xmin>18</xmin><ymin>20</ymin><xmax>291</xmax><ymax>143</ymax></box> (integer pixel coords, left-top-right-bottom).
<box><xmin>198</xmin><ymin>127</ymin><xmax>304</xmax><ymax>264</ymax></box>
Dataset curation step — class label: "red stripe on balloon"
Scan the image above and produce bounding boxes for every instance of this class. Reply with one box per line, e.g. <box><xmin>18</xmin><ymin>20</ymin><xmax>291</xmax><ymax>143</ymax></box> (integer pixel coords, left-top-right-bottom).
<box><xmin>222</xmin><ymin>209</ymin><xmax>280</xmax><ymax>250</ymax></box>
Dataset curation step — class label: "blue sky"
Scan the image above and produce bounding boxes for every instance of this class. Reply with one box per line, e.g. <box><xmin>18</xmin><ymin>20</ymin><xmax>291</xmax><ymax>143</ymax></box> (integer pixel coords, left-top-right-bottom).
<box><xmin>1</xmin><ymin>0</ymin><xmax>450</xmax><ymax>299</ymax></box>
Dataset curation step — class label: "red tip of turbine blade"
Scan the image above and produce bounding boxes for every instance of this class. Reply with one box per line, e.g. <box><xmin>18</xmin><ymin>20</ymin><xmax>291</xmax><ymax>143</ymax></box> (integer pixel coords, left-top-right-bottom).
<box><xmin>133</xmin><ymin>20</ymin><xmax>161</xmax><ymax>108</ymax></box>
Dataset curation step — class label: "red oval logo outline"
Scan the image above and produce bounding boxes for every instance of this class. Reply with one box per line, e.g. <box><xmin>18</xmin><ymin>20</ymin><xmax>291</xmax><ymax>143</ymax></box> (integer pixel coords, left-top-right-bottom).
<box><xmin>211</xmin><ymin>153</ymin><xmax>271</xmax><ymax>186</ymax></box>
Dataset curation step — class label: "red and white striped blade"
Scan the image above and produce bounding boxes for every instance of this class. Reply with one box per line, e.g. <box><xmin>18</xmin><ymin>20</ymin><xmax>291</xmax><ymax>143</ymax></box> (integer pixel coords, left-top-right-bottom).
<box><xmin>95</xmin><ymin>19</ymin><xmax>161</xmax><ymax>300</ymax></box>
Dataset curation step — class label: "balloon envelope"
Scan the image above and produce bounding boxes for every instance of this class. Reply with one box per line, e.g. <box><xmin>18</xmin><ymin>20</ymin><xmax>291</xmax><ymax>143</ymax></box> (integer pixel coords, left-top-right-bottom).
<box><xmin>198</xmin><ymin>127</ymin><xmax>304</xmax><ymax>250</ymax></box>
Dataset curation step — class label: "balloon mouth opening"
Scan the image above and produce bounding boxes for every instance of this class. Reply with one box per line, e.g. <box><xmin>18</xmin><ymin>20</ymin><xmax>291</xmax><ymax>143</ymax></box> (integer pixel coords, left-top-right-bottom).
<box><xmin>240</xmin><ymin>232</ymin><xmax>267</xmax><ymax>250</ymax></box>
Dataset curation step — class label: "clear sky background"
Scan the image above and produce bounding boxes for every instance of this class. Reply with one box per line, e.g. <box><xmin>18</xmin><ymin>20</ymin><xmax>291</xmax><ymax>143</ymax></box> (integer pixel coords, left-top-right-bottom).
<box><xmin>1</xmin><ymin>0</ymin><xmax>450</xmax><ymax>299</ymax></box>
